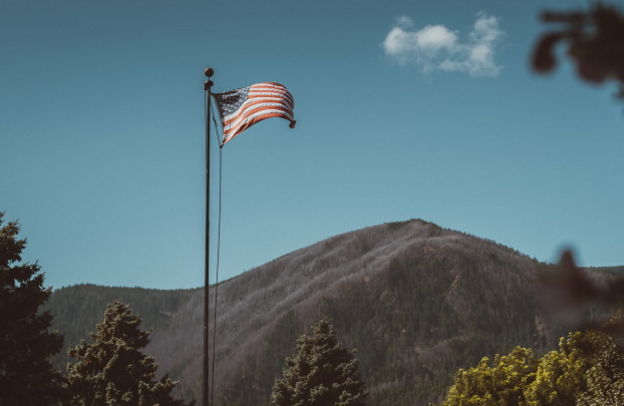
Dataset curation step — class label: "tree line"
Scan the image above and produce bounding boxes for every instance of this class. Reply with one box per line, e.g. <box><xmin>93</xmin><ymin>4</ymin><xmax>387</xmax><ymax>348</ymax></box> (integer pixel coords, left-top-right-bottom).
<box><xmin>0</xmin><ymin>214</ymin><xmax>194</xmax><ymax>406</ymax></box>
<box><xmin>0</xmin><ymin>214</ymin><xmax>367</xmax><ymax>406</ymax></box>
<box><xmin>5</xmin><ymin>199</ymin><xmax>624</xmax><ymax>406</ymax></box>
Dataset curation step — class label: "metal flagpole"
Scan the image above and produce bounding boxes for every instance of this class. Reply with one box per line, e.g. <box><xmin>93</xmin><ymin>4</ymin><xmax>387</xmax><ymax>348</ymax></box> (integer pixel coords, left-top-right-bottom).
<box><xmin>203</xmin><ymin>67</ymin><xmax>214</xmax><ymax>406</ymax></box>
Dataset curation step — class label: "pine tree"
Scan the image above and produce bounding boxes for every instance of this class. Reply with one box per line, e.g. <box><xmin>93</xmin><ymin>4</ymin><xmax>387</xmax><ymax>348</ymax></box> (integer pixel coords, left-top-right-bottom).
<box><xmin>65</xmin><ymin>300</ymin><xmax>193</xmax><ymax>406</ymax></box>
<box><xmin>271</xmin><ymin>317</ymin><xmax>367</xmax><ymax>406</ymax></box>
<box><xmin>0</xmin><ymin>213</ymin><xmax>65</xmax><ymax>406</ymax></box>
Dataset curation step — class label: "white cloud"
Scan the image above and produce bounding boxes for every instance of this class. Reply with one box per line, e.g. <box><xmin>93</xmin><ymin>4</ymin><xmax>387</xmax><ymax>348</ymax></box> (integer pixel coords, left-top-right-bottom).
<box><xmin>396</xmin><ymin>15</ymin><xmax>414</xmax><ymax>29</ymax></box>
<box><xmin>383</xmin><ymin>12</ymin><xmax>505</xmax><ymax>77</ymax></box>
<box><xmin>415</xmin><ymin>25</ymin><xmax>458</xmax><ymax>50</ymax></box>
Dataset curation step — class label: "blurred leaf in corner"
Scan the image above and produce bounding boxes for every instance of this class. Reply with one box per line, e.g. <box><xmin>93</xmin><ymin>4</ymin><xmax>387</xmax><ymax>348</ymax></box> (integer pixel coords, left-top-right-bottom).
<box><xmin>540</xmin><ymin>249</ymin><xmax>624</xmax><ymax>338</ymax></box>
<box><xmin>531</xmin><ymin>3</ymin><xmax>624</xmax><ymax>99</ymax></box>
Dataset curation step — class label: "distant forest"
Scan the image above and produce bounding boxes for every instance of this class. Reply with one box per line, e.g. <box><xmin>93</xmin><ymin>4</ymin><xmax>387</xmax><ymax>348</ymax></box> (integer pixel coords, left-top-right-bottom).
<box><xmin>45</xmin><ymin>220</ymin><xmax>624</xmax><ymax>405</ymax></box>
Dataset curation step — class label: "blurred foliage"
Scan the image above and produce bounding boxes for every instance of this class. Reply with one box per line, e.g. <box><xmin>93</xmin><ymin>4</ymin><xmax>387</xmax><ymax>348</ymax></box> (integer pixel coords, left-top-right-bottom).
<box><xmin>540</xmin><ymin>249</ymin><xmax>624</xmax><ymax>337</ymax></box>
<box><xmin>532</xmin><ymin>3</ymin><xmax>624</xmax><ymax>98</ymax></box>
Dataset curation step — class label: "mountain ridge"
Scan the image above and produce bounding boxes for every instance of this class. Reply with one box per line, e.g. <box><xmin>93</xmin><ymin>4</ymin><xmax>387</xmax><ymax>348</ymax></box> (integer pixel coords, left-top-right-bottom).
<box><xmin>46</xmin><ymin>219</ymin><xmax>618</xmax><ymax>405</ymax></box>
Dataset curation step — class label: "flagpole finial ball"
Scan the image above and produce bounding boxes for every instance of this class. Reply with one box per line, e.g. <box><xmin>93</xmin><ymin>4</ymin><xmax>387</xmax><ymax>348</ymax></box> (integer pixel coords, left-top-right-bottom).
<box><xmin>205</xmin><ymin>68</ymin><xmax>214</xmax><ymax>78</ymax></box>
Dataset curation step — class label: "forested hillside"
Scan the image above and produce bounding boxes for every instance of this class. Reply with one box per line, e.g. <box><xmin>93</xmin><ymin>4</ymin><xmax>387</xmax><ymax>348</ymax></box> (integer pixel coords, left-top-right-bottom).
<box><xmin>46</xmin><ymin>219</ymin><xmax>618</xmax><ymax>406</ymax></box>
<box><xmin>45</xmin><ymin>285</ymin><xmax>201</xmax><ymax>399</ymax></box>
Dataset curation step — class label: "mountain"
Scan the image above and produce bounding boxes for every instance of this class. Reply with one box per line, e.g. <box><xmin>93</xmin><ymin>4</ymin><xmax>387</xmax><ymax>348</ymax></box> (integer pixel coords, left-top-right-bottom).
<box><xmin>45</xmin><ymin>219</ymin><xmax>611</xmax><ymax>406</ymax></box>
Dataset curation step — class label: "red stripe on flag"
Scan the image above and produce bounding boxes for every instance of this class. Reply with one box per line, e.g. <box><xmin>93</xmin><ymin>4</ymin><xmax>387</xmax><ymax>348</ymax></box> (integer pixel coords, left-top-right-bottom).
<box><xmin>215</xmin><ymin>82</ymin><xmax>296</xmax><ymax>145</ymax></box>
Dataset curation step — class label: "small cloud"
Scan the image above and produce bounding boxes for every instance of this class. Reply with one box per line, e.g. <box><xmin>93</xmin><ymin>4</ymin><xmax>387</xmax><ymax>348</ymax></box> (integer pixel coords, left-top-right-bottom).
<box><xmin>414</xmin><ymin>25</ymin><xmax>458</xmax><ymax>51</ymax></box>
<box><xmin>396</xmin><ymin>15</ymin><xmax>414</xmax><ymax>29</ymax></box>
<box><xmin>383</xmin><ymin>12</ymin><xmax>505</xmax><ymax>77</ymax></box>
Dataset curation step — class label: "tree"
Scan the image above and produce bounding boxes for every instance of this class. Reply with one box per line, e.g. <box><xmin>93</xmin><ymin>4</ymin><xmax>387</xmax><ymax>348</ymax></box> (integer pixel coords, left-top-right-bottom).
<box><xmin>439</xmin><ymin>325</ymin><xmax>624</xmax><ymax>406</ymax></box>
<box><xmin>65</xmin><ymin>300</ymin><xmax>193</xmax><ymax>406</ymax></box>
<box><xmin>573</xmin><ymin>328</ymin><xmax>624</xmax><ymax>406</ymax></box>
<box><xmin>440</xmin><ymin>347</ymin><xmax>537</xmax><ymax>406</ymax></box>
<box><xmin>523</xmin><ymin>335</ymin><xmax>587</xmax><ymax>406</ymax></box>
<box><xmin>271</xmin><ymin>317</ymin><xmax>367</xmax><ymax>406</ymax></box>
<box><xmin>0</xmin><ymin>213</ymin><xmax>65</xmax><ymax>406</ymax></box>
<box><xmin>525</xmin><ymin>327</ymin><xmax>624</xmax><ymax>406</ymax></box>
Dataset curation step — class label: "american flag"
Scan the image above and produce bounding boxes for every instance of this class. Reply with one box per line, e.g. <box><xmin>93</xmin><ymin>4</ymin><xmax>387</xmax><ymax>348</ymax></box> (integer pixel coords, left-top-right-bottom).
<box><xmin>212</xmin><ymin>82</ymin><xmax>296</xmax><ymax>145</ymax></box>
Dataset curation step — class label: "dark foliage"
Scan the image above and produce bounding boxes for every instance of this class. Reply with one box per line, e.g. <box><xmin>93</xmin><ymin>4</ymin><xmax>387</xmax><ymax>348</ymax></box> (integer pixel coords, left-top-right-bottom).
<box><xmin>0</xmin><ymin>213</ymin><xmax>65</xmax><ymax>406</ymax></box>
<box><xmin>46</xmin><ymin>284</ymin><xmax>196</xmax><ymax>373</ymax></box>
<box><xmin>271</xmin><ymin>318</ymin><xmax>367</xmax><ymax>406</ymax></box>
<box><xmin>532</xmin><ymin>3</ymin><xmax>624</xmax><ymax>98</ymax></box>
<box><xmin>65</xmin><ymin>300</ymin><xmax>193</xmax><ymax>406</ymax></box>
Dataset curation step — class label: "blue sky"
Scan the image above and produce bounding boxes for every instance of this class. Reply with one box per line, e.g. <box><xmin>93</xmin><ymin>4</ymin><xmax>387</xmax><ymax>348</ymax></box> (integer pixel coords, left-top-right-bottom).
<box><xmin>2</xmin><ymin>0</ymin><xmax>623</xmax><ymax>290</ymax></box>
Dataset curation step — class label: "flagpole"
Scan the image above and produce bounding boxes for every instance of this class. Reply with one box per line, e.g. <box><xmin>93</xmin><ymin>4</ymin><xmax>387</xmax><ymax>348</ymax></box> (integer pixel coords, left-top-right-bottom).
<box><xmin>203</xmin><ymin>67</ymin><xmax>214</xmax><ymax>406</ymax></box>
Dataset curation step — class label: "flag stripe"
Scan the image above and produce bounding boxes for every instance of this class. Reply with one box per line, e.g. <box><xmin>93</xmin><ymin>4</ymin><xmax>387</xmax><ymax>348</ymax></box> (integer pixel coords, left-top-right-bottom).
<box><xmin>213</xmin><ymin>82</ymin><xmax>296</xmax><ymax>145</ymax></box>
<box><xmin>224</xmin><ymin>108</ymin><xmax>295</xmax><ymax>135</ymax></box>
<box><xmin>247</xmin><ymin>89</ymin><xmax>294</xmax><ymax>106</ymax></box>
<box><xmin>223</xmin><ymin>101</ymin><xmax>293</xmax><ymax>129</ymax></box>
<box><xmin>223</xmin><ymin>103</ymin><xmax>292</xmax><ymax>132</ymax></box>
<box><xmin>233</xmin><ymin>93</ymin><xmax>294</xmax><ymax>112</ymax></box>
<box><xmin>224</xmin><ymin>111</ymin><xmax>295</xmax><ymax>141</ymax></box>
<box><xmin>221</xmin><ymin>97</ymin><xmax>293</xmax><ymax>121</ymax></box>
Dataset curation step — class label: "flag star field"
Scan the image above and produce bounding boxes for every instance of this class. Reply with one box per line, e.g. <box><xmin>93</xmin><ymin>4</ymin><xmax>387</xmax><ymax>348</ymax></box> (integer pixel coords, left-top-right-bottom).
<box><xmin>216</xmin><ymin>88</ymin><xmax>249</xmax><ymax>116</ymax></box>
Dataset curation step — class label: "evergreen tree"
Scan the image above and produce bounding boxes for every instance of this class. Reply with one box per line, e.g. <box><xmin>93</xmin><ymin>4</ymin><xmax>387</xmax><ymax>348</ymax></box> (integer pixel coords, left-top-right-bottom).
<box><xmin>0</xmin><ymin>213</ymin><xmax>65</xmax><ymax>406</ymax></box>
<box><xmin>65</xmin><ymin>300</ymin><xmax>193</xmax><ymax>406</ymax></box>
<box><xmin>271</xmin><ymin>317</ymin><xmax>367</xmax><ymax>406</ymax></box>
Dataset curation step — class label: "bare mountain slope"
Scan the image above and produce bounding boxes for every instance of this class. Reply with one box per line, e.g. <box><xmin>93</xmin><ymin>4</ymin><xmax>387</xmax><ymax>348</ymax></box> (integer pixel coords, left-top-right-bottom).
<box><xmin>200</xmin><ymin>219</ymin><xmax>553</xmax><ymax>406</ymax></box>
<box><xmin>49</xmin><ymin>219</ymin><xmax>571</xmax><ymax>405</ymax></box>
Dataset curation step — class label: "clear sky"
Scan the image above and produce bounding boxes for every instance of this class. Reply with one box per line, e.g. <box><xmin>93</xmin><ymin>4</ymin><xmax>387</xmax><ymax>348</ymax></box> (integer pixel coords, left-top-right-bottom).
<box><xmin>2</xmin><ymin>0</ymin><xmax>623</xmax><ymax>290</ymax></box>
